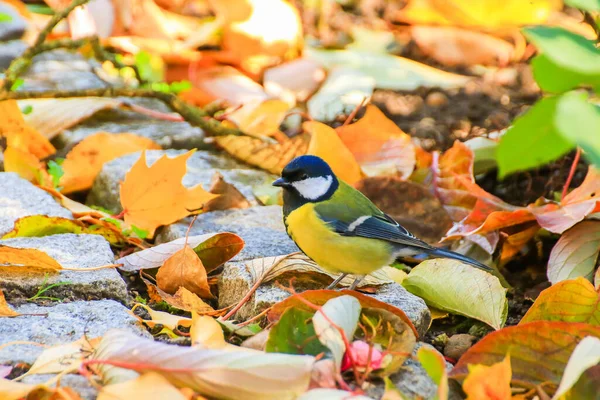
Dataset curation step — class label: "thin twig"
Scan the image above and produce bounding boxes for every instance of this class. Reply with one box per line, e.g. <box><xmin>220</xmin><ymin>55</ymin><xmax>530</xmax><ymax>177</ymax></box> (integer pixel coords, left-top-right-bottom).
<box><xmin>561</xmin><ymin>148</ymin><xmax>581</xmax><ymax>202</ymax></box>
<box><xmin>342</xmin><ymin>97</ymin><xmax>368</xmax><ymax>127</ymax></box>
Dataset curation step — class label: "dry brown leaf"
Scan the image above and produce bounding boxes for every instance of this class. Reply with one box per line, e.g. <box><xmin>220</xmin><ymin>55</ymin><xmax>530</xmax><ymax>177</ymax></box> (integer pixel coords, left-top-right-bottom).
<box><xmin>0</xmin><ymin>100</ymin><xmax>55</xmax><ymax>159</ymax></box>
<box><xmin>60</xmin><ymin>132</ymin><xmax>161</xmax><ymax>194</ymax></box>
<box><xmin>19</xmin><ymin>98</ymin><xmax>124</xmax><ymax>140</ymax></box>
<box><xmin>411</xmin><ymin>26</ymin><xmax>514</xmax><ymax>67</ymax></box>
<box><xmin>98</xmin><ymin>371</ymin><xmax>188</xmax><ymax>400</ymax></box>
<box><xmin>145</xmin><ymin>281</ymin><xmax>220</xmax><ymax>316</ymax></box>
<box><xmin>204</xmin><ymin>172</ymin><xmax>252</xmax><ymax>212</ymax></box>
<box><xmin>215</xmin><ymin>133</ymin><xmax>310</xmax><ymax>175</ymax></box>
<box><xmin>156</xmin><ymin>245</ymin><xmax>214</xmax><ymax>299</ymax></box>
<box><xmin>336</xmin><ymin>105</ymin><xmax>416</xmax><ymax>179</ymax></box>
<box><xmin>0</xmin><ymin>245</ymin><xmax>62</xmax><ymax>272</ymax></box>
<box><xmin>0</xmin><ymin>290</ymin><xmax>20</xmax><ymax>318</ymax></box>
<box><xmin>120</xmin><ymin>151</ymin><xmax>218</xmax><ymax>237</ymax></box>
<box><xmin>208</xmin><ymin>0</ymin><xmax>303</xmax><ymax>76</ymax></box>
<box><xmin>304</xmin><ymin>121</ymin><xmax>364</xmax><ymax>185</ymax></box>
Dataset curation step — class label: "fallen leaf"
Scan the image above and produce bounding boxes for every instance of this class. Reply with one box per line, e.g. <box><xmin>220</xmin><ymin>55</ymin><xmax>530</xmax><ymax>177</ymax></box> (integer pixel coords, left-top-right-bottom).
<box><xmin>306</xmin><ymin>47</ymin><xmax>472</xmax><ymax>91</ymax></box>
<box><xmin>119</xmin><ymin>150</ymin><xmax>219</xmax><ymax>237</ymax></box>
<box><xmin>2</xmin><ymin>146</ymin><xmax>51</xmax><ymax>186</ymax></box>
<box><xmin>0</xmin><ymin>100</ymin><xmax>55</xmax><ymax>158</ymax></box>
<box><xmin>304</xmin><ymin>121</ymin><xmax>364</xmax><ymax>185</ymax></box>
<box><xmin>336</xmin><ymin>105</ymin><xmax>416</xmax><ymax>179</ymax></box>
<box><xmin>264</xmin><ymin>59</ymin><xmax>326</xmax><ymax>105</ymax></box>
<box><xmin>0</xmin><ymin>378</ymin><xmax>82</xmax><ymax>400</ymax></box>
<box><xmin>98</xmin><ymin>371</ymin><xmax>188</xmax><ymax>400</ymax></box>
<box><xmin>531</xmin><ymin>167</ymin><xmax>600</xmax><ymax>234</ymax></box>
<box><xmin>462</xmin><ymin>355</ymin><xmax>512</xmax><ymax>400</ymax></box>
<box><xmin>313</xmin><ymin>296</ymin><xmax>361</xmax><ymax>371</ymax></box>
<box><xmin>214</xmin><ymin>133</ymin><xmax>310</xmax><ymax>175</ymax></box>
<box><xmin>118</xmin><ymin>233</ymin><xmax>243</xmax><ymax>272</ymax></box>
<box><xmin>298</xmin><ymin>389</ymin><xmax>374</xmax><ymax>400</ymax></box>
<box><xmin>520</xmin><ymin>277</ymin><xmax>600</xmax><ymax>325</ymax></box>
<box><xmin>22</xmin><ymin>336</ymin><xmax>100</xmax><ymax>377</ymax></box>
<box><xmin>402</xmin><ymin>259</ymin><xmax>508</xmax><ymax>330</ymax></box>
<box><xmin>450</xmin><ymin>321</ymin><xmax>600</xmax><ymax>387</ymax></box>
<box><xmin>0</xmin><ymin>289</ymin><xmax>20</xmax><ymax>318</ymax></box>
<box><xmin>19</xmin><ymin>98</ymin><xmax>124</xmax><ymax>140</ymax></box>
<box><xmin>226</xmin><ymin>99</ymin><xmax>291</xmax><ymax>139</ymax></box>
<box><xmin>0</xmin><ymin>245</ymin><xmax>62</xmax><ymax>272</ymax></box>
<box><xmin>546</xmin><ymin>221</ymin><xmax>600</xmax><ymax>284</ymax></box>
<box><xmin>265</xmin><ymin>307</ymin><xmax>328</xmax><ymax>356</ymax></box>
<box><xmin>130</xmin><ymin>303</ymin><xmax>191</xmax><ymax>330</ymax></box>
<box><xmin>411</xmin><ymin>26</ymin><xmax>514</xmax><ymax>67</ymax></box>
<box><xmin>204</xmin><ymin>172</ymin><xmax>252</xmax><ymax>212</ymax></box>
<box><xmin>209</xmin><ymin>0</ymin><xmax>303</xmax><ymax>76</ymax></box>
<box><xmin>553</xmin><ymin>336</ymin><xmax>600</xmax><ymax>400</ymax></box>
<box><xmin>307</xmin><ymin>67</ymin><xmax>375</xmax><ymax>122</ymax></box>
<box><xmin>417</xmin><ymin>346</ymin><xmax>449</xmax><ymax>400</ymax></box>
<box><xmin>156</xmin><ymin>245</ymin><xmax>213</xmax><ymax>299</ymax></box>
<box><xmin>60</xmin><ymin>132</ymin><xmax>161</xmax><ymax>194</ymax></box>
<box><xmin>94</xmin><ymin>329</ymin><xmax>314</xmax><ymax>399</ymax></box>
<box><xmin>382</xmin><ymin>377</ymin><xmax>409</xmax><ymax>400</ymax></box>
<box><xmin>144</xmin><ymin>279</ymin><xmax>219</xmax><ymax>316</ymax></box>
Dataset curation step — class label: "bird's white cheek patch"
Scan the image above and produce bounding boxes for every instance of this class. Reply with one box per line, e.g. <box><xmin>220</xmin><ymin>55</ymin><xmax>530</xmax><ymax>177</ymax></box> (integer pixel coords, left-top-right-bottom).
<box><xmin>292</xmin><ymin>175</ymin><xmax>333</xmax><ymax>200</ymax></box>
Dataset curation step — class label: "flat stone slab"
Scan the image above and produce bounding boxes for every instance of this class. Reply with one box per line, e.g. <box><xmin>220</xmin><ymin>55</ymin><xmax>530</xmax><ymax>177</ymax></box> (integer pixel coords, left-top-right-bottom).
<box><xmin>0</xmin><ymin>234</ymin><xmax>127</xmax><ymax>303</ymax></box>
<box><xmin>0</xmin><ymin>173</ymin><xmax>72</xmax><ymax>236</ymax></box>
<box><xmin>218</xmin><ymin>261</ymin><xmax>431</xmax><ymax>337</ymax></box>
<box><xmin>0</xmin><ymin>40</ymin><xmax>27</xmax><ymax>70</ymax></box>
<box><xmin>0</xmin><ymin>300</ymin><xmax>148</xmax><ymax>366</ymax></box>
<box><xmin>156</xmin><ymin>206</ymin><xmax>298</xmax><ymax>262</ymax></box>
<box><xmin>88</xmin><ymin>150</ymin><xmax>276</xmax><ymax>214</ymax></box>
<box><xmin>55</xmin><ymin>97</ymin><xmax>207</xmax><ymax>151</ymax></box>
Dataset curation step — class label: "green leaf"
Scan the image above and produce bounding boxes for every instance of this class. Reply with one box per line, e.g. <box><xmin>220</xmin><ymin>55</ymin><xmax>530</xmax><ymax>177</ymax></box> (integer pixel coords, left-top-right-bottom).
<box><xmin>555</xmin><ymin>91</ymin><xmax>600</xmax><ymax>168</ymax></box>
<box><xmin>0</xmin><ymin>13</ymin><xmax>13</xmax><ymax>23</ymax></box>
<box><xmin>382</xmin><ymin>377</ymin><xmax>409</xmax><ymax>400</ymax></box>
<box><xmin>417</xmin><ymin>346</ymin><xmax>448</xmax><ymax>400</ymax></box>
<box><xmin>530</xmin><ymin>54</ymin><xmax>600</xmax><ymax>93</ymax></box>
<box><xmin>402</xmin><ymin>259</ymin><xmax>508</xmax><ymax>330</ymax></box>
<box><xmin>21</xmin><ymin>105</ymin><xmax>33</xmax><ymax>115</ymax></box>
<box><xmin>130</xmin><ymin>225</ymin><xmax>149</xmax><ymax>240</ymax></box>
<box><xmin>554</xmin><ymin>336</ymin><xmax>600</xmax><ymax>399</ymax></box>
<box><xmin>523</xmin><ymin>26</ymin><xmax>600</xmax><ymax>76</ymax></box>
<box><xmin>265</xmin><ymin>307</ymin><xmax>328</xmax><ymax>356</ymax></box>
<box><xmin>497</xmin><ymin>96</ymin><xmax>574</xmax><ymax>178</ymax></box>
<box><xmin>565</xmin><ymin>0</ymin><xmax>600</xmax><ymax>11</ymax></box>
<box><xmin>134</xmin><ymin>51</ymin><xmax>164</xmax><ymax>83</ymax></box>
<box><xmin>47</xmin><ymin>159</ymin><xmax>64</xmax><ymax>189</ymax></box>
<box><xmin>464</xmin><ymin>137</ymin><xmax>498</xmax><ymax>175</ymax></box>
<box><xmin>10</xmin><ymin>78</ymin><xmax>24</xmax><ymax>91</ymax></box>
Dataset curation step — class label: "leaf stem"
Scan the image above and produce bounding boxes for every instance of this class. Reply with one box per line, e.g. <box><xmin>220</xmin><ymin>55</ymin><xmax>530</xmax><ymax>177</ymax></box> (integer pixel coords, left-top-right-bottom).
<box><xmin>561</xmin><ymin>148</ymin><xmax>581</xmax><ymax>202</ymax></box>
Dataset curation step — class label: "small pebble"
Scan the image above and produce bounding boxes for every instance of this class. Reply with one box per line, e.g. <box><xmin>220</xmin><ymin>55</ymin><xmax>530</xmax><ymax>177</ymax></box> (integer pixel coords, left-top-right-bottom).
<box><xmin>444</xmin><ymin>334</ymin><xmax>476</xmax><ymax>360</ymax></box>
<box><xmin>425</xmin><ymin>92</ymin><xmax>448</xmax><ymax>107</ymax></box>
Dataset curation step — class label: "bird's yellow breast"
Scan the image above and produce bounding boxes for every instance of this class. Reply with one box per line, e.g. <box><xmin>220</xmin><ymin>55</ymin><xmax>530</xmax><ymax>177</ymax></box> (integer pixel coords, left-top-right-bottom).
<box><xmin>285</xmin><ymin>203</ymin><xmax>394</xmax><ymax>275</ymax></box>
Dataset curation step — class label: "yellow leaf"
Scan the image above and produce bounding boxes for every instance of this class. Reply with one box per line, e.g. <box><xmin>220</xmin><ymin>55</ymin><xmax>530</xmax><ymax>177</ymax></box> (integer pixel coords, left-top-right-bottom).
<box><xmin>119</xmin><ymin>150</ymin><xmax>218</xmax><ymax>237</ymax></box>
<box><xmin>98</xmin><ymin>372</ymin><xmax>188</xmax><ymax>400</ymax></box>
<box><xmin>0</xmin><ymin>100</ymin><xmax>55</xmax><ymax>158</ymax></box>
<box><xmin>336</xmin><ymin>105</ymin><xmax>416</xmax><ymax>179</ymax></box>
<box><xmin>227</xmin><ymin>99</ymin><xmax>291</xmax><ymax>138</ymax></box>
<box><xmin>304</xmin><ymin>121</ymin><xmax>363</xmax><ymax>184</ymax></box>
<box><xmin>23</xmin><ymin>336</ymin><xmax>100</xmax><ymax>376</ymax></box>
<box><xmin>215</xmin><ymin>133</ymin><xmax>309</xmax><ymax>175</ymax></box>
<box><xmin>0</xmin><ymin>289</ymin><xmax>20</xmax><ymax>318</ymax></box>
<box><xmin>60</xmin><ymin>132</ymin><xmax>161</xmax><ymax>194</ymax></box>
<box><xmin>0</xmin><ymin>245</ymin><xmax>62</xmax><ymax>272</ymax></box>
<box><xmin>190</xmin><ymin>314</ymin><xmax>228</xmax><ymax>349</ymax></box>
<box><xmin>462</xmin><ymin>355</ymin><xmax>512</xmax><ymax>400</ymax></box>
<box><xmin>156</xmin><ymin>245</ymin><xmax>213</xmax><ymax>299</ymax></box>
<box><xmin>0</xmin><ymin>378</ymin><xmax>82</xmax><ymax>400</ymax></box>
<box><xmin>2</xmin><ymin>146</ymin><xmax>51</xmax><ymax>186</ymax></box>
<box><xmin>130</xmin><ymin>303</ymin><xmax>191</xmax><ymax>330</ymax></box>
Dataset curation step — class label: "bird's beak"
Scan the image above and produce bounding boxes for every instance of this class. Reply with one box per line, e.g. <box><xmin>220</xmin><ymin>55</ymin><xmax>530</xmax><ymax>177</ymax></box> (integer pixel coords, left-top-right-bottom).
<box><xmin>273</xmin><ymin>177</ymin><xmax>289</xmax><ymax>187</ymax></box>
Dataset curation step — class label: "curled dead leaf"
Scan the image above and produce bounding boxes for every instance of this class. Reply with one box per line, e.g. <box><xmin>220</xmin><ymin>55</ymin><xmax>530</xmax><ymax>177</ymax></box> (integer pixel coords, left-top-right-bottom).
<box><xmin>156</xmin><ymin>245</ymin><xmax>214</xmax><ymax>299</ymax></box>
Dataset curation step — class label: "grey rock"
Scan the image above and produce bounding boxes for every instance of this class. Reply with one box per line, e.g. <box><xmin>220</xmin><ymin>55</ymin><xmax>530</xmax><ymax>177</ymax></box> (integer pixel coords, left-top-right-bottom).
<box><xmin>88</xmin><ymin>150</ymin><xmax>275</xmax><ymax>214</ymax></box>
<box><xmin>22</xmin><ymin>374</ymin><xmax>97</xmax><ymax>400</ymax></box>
<box><xmin>444</xmin><ymin>334</ymin><xmax>476</xmax><ymax>361</ymax></box>
<box><xmin>0</xmin><ymin>173</ymin><xmax>72</xmax><ymax>236</ymax></box>
<box><xmin>0</xmin><ymin>40</ymin><xmax>26</xmax><ymax>70</ymax></box>
<box><xmin>367</xmin><ymin>343</ymin><xmax>462</xmax><ymax>400</ymax></box>
<box><xmin>218</xmin><ymin>260</ymin><xmax>430</xmax><ymax>337</ymax></box>
<box><xmin>55</xmin><ymin>97</ymin><xmax>207</xmax><ymax>151</ymax></box>
<box><xmin>157</xmin><ymin>206</ymin><xmax>298</xmax><ymax>262</ymax></box>
<box><xmin>0</xmin><ymin>300</ymin><xmax>149</xmax><ymax>366</ymax></box>
<box><xmin>0</xmin><ymin>234</ymin><xmax>127</xmax><ymax>302</ymax></box>
<box><xmin>0</xmin><ymin>3</ymin><xmax>26</xmax><ymax>41</ymax></box>
<box><xmin>18</xmin><ymin>50</ymin><xmax>110</xmax><ymax>92</ymax></box>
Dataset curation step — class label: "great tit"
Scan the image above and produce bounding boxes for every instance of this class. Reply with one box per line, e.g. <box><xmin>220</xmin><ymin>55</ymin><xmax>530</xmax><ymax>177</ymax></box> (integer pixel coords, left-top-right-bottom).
<box><xmin>273</xmin><ymin>155</ymin><xmax>492</xmax><ymax>290</ymax></box>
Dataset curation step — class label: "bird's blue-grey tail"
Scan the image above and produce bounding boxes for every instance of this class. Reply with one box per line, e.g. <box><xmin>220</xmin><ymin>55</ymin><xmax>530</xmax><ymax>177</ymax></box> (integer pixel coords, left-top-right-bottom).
<box><xmin>424</xmin><ymin>247</ymin><xmax>492</xmax><ymax>272</ymax></box>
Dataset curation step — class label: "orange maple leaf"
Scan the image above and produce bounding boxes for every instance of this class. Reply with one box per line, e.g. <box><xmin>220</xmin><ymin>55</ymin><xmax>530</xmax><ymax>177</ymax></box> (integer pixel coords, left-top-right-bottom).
<box><xmin>119</xmin><ymin>150</ymin><xmax>218</xmax><ymax>237</ymax></box>
<box><xmin>0</xmin><ymin>100</ymin><xmax>55</xmax><ymax>159</ymax></box>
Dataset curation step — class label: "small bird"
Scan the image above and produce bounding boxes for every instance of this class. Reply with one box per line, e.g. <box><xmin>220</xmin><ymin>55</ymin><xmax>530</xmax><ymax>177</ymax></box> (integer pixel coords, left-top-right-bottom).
<box><xmin>273</xmin><ymin>155</ymin><xmax>492</xmax><ymax>290</ymax></box>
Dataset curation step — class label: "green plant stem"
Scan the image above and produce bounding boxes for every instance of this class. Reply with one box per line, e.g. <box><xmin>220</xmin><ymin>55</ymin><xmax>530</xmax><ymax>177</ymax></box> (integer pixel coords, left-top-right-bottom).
<box><xmin>2</xmin><ymin>0</ymin><xmax>91</xmax><ymax>91</ymax></box>
<box><xmin>0</xmin><ymin>88</ymin><xmax>250</xmax><ymax>138</ymax></box>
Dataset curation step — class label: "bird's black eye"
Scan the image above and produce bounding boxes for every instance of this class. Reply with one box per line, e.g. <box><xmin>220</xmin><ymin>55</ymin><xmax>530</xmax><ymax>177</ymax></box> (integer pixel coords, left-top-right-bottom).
<box><xmin>300</xmin><ymin>173</ymin><xmax>308</xmax><ymax>180</ymax></box>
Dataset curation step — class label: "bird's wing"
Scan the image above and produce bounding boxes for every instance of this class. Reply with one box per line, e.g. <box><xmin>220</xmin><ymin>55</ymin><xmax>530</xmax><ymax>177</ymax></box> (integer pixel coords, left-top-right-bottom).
<box><xmin>313</xmin><ymin>183</ymin><xmax>434</xmax><ymax>250</ymax></box>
